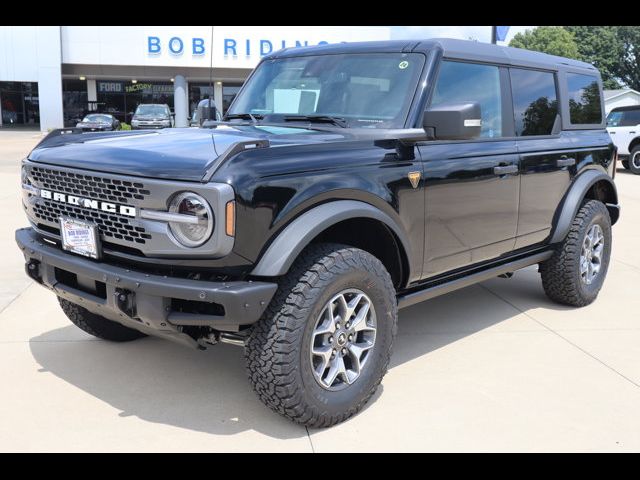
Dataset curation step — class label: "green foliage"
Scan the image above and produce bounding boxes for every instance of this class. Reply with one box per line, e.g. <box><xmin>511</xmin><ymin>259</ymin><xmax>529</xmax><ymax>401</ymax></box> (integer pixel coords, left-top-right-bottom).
<box><xmin>565</xmin><ymin>26</ymin><xmax>623</xmax><ymax>89</ymax></box>
<box><xmin>616</xmin><ymin>26</ymin><xmax>640</xmax><ymax>91</ymax></box>
<box><xmin>509</xmin><ymin>27</ymin><xmax>580</xmax><ymax>59</ymax></box>
<box><xmin>120</xmin><ymin>123</ymin><xmax>132</xmax><ymax>131</ymax></box>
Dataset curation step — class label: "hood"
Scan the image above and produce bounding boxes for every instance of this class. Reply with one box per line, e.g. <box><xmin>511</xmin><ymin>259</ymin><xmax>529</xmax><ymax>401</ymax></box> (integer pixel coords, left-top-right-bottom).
<box><xmin>28</xmin><ymin>125</ymin><xmax>349</xmax><ymax>182</ymax></box>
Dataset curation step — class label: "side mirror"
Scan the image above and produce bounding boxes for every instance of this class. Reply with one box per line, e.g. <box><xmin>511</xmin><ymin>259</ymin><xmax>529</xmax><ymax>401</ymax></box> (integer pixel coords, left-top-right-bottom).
<box><xmin>423</xmin><ymin>102</ymin><xmax>482</xmax><ymax>140</ymax></box>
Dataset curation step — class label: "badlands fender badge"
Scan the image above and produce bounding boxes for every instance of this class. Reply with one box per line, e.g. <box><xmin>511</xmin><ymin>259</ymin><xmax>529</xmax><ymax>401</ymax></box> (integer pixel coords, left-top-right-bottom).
<box><xmin>408</xmin><ymin>171</ymin><xmax>421</xmax><ymax>189</ymax></box>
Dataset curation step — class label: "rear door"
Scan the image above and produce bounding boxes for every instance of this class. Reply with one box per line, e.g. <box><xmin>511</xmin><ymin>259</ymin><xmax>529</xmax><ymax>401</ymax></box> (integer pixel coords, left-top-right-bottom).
<box><xmin>509</xmin><ymin>68</ymin><xmax>573</xmax><ymax>249</ymax></box>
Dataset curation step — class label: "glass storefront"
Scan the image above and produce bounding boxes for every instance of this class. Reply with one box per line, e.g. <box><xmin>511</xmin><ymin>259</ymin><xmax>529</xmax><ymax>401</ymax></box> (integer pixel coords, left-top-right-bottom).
<box><xmin>222</xmin><ymin>84</ymin><xmax>242</xmax><ymax>113</ymax></box>
<box><xmin>62</xmin><ymin>79</ymin><xmax>88</xmax><ymax>126</ymax></box>
<box><xmin>0</xmin><ymin>82</ymin><xmax>39</xmax><ymax>127</ymax></box>
<box><xmin>96</xmin><ymin>80</ymin><xmax>174</xmax><ymax>124</ymax></box>
<box><xmin>189</xmin><ymin>83</ymin><xmax>214</xmax><ymax>118</ymax></box>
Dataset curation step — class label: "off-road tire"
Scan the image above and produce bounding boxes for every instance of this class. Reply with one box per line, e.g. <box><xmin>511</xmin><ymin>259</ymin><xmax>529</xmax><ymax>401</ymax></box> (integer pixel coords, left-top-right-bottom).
<box><xmin>629</xmin><ymin>146</ymin><xmax>640</xmax><ymax>174</ymax></box>
<box><xmin>539</xmin><ymin>200</ymin><xmax>612</xmax><ymax>307</ymax></box>
<box><xmin>58</xmin><ymin>297</ymin><xmax>147</xmax><ymax>341</ymax></box>
<box><xmin>245</xmin><ymin>243</ymin><xmax>398</xmax><ymax>428</ymax></box>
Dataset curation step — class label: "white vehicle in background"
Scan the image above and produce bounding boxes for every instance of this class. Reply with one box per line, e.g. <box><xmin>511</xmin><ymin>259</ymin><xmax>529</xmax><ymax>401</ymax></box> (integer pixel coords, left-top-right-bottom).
<box><xmin>607</xmin><ymin>105</ymin><xmax>640</xmax><ymax>174</ymax></box>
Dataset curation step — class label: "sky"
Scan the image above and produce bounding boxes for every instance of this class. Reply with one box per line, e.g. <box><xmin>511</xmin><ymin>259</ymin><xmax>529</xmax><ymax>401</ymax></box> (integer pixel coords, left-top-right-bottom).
<box><xmin>389</xmin><ymin>26</ymin><xmax>537</xmax><ymax>45</ymax></box>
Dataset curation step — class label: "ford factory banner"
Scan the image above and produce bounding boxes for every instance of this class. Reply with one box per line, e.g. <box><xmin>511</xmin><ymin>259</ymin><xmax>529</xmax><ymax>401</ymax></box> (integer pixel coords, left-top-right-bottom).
<box><xmin>61</xmin><ymin>26</ymin><xmax>391</xmax><ymax>70</ymax></box>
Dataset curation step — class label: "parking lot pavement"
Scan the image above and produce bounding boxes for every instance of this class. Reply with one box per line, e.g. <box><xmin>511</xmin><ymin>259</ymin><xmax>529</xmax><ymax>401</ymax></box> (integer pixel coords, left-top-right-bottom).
<box><xmin>1</xmin><ymin>130</ymin><xmax>640</xmax><ymax>452</ymax></box>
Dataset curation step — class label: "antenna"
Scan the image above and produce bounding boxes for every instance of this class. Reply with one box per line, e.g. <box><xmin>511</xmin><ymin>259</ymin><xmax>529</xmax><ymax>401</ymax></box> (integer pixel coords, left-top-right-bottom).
<box><xmin>208</xmin><ymin>25</ymin><xmax>214</xmax><ymax>120</ymax></box>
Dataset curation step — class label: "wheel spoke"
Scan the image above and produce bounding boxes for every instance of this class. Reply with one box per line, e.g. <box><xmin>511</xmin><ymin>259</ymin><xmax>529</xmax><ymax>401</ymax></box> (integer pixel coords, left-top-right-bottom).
<box><xmin>350</xmin><ymin>300</ymin><xmax>371</xmax><ymax>332</ymax></box>
<box><xmin>312</xmin><ymin>345</ymin><xmax>333</xmax><ymax>375</ymax></box>
<box><xmin>324</xmin><ymin>355</ymin><xmax>346</xmax><ymax>387</ymax></box>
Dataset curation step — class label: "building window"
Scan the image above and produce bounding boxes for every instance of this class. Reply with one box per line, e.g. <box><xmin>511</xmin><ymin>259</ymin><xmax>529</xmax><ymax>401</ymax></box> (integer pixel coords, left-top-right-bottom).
<box><xmin>430</xmin><ymin>61</ymin><xmax>502</xmax><ymax>138</ymax></box>
<box><xmin>567</xmin><ymin>73</ymin><xmax>602</xmax><ymax>125</ymax></box>
<box><xmin>189</xmin><ymin>83</ymin><xmax>215</xmax><ymax>118</ymax></box>
<box><xmin>96</xmin><ymin>80</ymin><xmax>174</xmax><ymax>124</ymax></box>
<box><xmin>510</xmin><ymin>68</ymin><xmax>558</xmax><ymax>136</ymax></box>
<box><xmin>222</xmin><ymin>84</ymin><xmax>242</xmax><ymax>114</ymax></box>
<box><xmin>0</xmin><ymin>82</ymin><xmax>39</xmax><ymax>127</ymax></box>
<box><xmin>62</xmin><ymin>79</ymin><xmax>88</xmax><ymax>127</ymax></box>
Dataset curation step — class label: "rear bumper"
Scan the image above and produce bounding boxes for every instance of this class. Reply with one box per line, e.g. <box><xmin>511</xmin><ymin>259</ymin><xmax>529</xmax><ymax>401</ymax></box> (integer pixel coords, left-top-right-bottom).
<box><xmin>16</xmin><ymin>227</ymin><xmax>277</xmax><ymax>348</ymax></box>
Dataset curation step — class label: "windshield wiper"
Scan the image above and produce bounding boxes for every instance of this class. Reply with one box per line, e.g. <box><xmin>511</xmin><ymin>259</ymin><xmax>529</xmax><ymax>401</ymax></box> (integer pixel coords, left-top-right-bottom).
<box><xmin>283</xmin><ymin>115</ymin><xmax>348</xmax><ymax>128</ymax></box>
<box><xmin>225</xmin><ymin>113</ymin><xmax>263</xmax><ymax>124</ymax></box>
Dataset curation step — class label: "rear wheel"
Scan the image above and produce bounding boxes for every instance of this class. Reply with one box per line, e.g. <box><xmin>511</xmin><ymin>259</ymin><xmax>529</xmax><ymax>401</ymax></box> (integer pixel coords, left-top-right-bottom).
<box><xmin>629</xmin><ymin>146</ymin><xmax>640</xmax><ymax>174</ymax></box>
<box><xmin>245</xmin><ymin>243</ymin><xmax>398</xmax><ymax>427</ymax></box>
<box><xmin>58</xmin><ymin>298</ymin><xmax>147</xmax><ymax>342</ymax></box>
<box><xmin>540</xmin><ymin>200</ymin><xmax>611</xmax><ymax>307</ymax></box>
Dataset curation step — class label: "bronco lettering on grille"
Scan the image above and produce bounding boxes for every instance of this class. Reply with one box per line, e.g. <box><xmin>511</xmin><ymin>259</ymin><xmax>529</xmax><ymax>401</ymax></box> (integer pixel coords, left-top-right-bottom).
<box><xmin>39</xmin><ymin>189</ymin><xmax>136</xmax><ymax>217</ymax></box>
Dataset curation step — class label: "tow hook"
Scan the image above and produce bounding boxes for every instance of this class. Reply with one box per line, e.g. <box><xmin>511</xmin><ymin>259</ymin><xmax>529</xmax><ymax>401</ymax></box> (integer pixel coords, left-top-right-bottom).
<box><xmin>26</xmin><ymin>260</ymin><xmax>41</xmax><ymax>283</ymax></box>
<box><xmin>114</xmin><ymin>288</ymin><xmax>136</xmax><ymax>318</ymax></box>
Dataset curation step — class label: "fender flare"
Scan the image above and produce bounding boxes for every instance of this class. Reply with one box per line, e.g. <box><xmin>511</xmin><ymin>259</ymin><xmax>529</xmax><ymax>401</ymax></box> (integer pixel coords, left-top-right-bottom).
<box><xmin>250</xmin><ymin>200</ymin><xmax>412</xmax><ymax>277</ymax></box>
<box><xmin>550</xmin><ymin>170</ymin><xmax>619</xmax><ymax>244</ymax></box>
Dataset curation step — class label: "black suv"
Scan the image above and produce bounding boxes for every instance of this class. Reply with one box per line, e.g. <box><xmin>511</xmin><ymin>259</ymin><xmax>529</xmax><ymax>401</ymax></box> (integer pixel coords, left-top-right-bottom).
<box><xmin>17</xmin><ymin>39</ymin><xmax>619</xmax><ymax>427</ymax></box>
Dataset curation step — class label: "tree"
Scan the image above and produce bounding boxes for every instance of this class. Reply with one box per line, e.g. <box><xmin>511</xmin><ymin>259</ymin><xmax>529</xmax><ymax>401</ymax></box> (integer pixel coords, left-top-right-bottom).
<box><xmin>616</xmin><ymin>26</ymin><xmax>640</xmax><ymax>91</ymax></box>
<box><xmin>509</xmin><ymin>26</ymin><xmax>580</xmax><ymax>59</ymax></box>
<box><xmin>564</xmin><ymin>26</ymin><xmax>623</xmax><ymax>89</ymax></box>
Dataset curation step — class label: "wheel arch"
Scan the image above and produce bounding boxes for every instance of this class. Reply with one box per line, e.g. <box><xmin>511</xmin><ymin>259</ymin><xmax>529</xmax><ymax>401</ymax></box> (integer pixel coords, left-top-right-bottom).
<box><xmin>628</xmin><ymin>136</ymin><xmax>640</xmax><ymax>154</ymax></box>
<box><xmin>250</xmin><ymin>200</ymin><xmax>412</xmax><ymax>288</ymax></box>
<box><xmin>550</xmin><ymin>170</ymin><xmax>619</xmax><ymax>244</ymax></box>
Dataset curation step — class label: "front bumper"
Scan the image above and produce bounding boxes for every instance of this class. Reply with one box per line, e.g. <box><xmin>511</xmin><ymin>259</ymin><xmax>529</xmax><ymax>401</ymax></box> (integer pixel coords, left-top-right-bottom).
<box><xmin>16</xmin><ymin>227</ymin><xmax>277</xmax><ymax>348</ymax></box>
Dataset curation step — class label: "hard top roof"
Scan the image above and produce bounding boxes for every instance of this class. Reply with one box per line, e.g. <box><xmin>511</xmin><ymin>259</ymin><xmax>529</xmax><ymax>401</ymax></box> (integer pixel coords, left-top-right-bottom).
<box><xmin>269</xmin><ymin>38</ymin><xmax>597</xmax><ymax>73</ymax></box>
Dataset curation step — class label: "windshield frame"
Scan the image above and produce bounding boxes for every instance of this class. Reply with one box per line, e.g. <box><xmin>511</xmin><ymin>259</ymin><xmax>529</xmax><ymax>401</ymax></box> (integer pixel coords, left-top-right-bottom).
<box><xmin>226</xmin><ymin>52</ymin><xmax>428</xmax><ymax>130</ymax></box>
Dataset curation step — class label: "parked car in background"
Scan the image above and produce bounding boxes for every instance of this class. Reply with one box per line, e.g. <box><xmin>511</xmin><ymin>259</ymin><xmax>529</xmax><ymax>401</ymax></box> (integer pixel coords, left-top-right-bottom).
<box><xmin>75</xmin><ymin>113</ymin><xmax>121</xmax><ymax>131</ymax></box>
<box><xmin>131</xmin><ymin>104</ymin><xmax>173</xmax><ymax>129</ymax></box>
<box><xmin>607</xmin><ymin>105</ymin><xmax>640</xmax><ymax>174</ymax></box>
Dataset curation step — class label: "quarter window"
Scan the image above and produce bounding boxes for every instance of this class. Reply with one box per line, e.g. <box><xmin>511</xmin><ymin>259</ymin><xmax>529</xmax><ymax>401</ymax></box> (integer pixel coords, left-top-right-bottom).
<box><xmin>430</xmin><ymin>61</ymin><xmax>502</xmax><ymax>138</ymax></box>
<box><xmin>567</xmin><ymin>73</ymin><xmax>602</xmax><ymax>125</ymax></box>
<box><xmin>510</xmin><ymin>69</ymin><xmax>558</xmax><ymax>136</ymax></box>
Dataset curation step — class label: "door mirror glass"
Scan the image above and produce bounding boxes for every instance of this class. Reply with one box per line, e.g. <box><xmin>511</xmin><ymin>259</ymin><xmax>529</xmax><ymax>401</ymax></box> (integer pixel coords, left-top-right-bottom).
<box><xmin>423</xmin><ymin>102</ymin><xmax>482</xmax><ymax>140</ymax></box>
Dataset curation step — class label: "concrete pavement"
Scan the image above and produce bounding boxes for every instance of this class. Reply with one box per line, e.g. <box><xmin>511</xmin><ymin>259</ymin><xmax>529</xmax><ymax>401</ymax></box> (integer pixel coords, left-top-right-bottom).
<box><xmin>1</xmin><ymin>130</ymin><xmax>639</xmax><ymax>452</ymax></box>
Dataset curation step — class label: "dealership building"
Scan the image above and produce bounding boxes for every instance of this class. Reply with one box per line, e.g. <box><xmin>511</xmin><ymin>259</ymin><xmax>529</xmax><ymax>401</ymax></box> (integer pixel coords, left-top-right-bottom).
<box><xmin>0</xmin><ymin>26</ymin><xmax>391</xmax><ymax>131</ymax></box>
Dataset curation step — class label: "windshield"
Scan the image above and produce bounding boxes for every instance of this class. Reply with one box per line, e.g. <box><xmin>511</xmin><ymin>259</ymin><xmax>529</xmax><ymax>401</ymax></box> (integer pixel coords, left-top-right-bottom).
<box><xmin>135</xmin><ymin>105</ymin><xmax>170</xmax><ymax>117</ymax></box>
<box><xmin>82</xmin><ymin>114</ymin><xmax>112</xmax><ymax>123</ymax></box>
<box><xmin>228</xmin><ymin>53</ymin><xmax>426</xmax><ymax>128</ymax></box>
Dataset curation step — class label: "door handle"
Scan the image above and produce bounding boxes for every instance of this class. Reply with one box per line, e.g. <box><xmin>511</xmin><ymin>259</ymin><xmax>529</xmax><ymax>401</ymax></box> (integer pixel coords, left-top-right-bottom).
<box><xmin>557</xmin><ymin>157</ymin><xmax>576</xmax><ymax>167</ymax></box>
<box><xmin>493</xmin><ymin>165</ymin><xmax>518</xmax><ymax>175</ymax></box>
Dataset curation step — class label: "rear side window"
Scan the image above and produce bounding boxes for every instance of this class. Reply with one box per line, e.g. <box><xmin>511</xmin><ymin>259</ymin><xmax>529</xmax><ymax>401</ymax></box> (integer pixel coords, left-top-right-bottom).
<box><xmin>510</xmin><ymin>68</ymin><xmax>558</xmax><ymax>136</ymax></box>
<box><xmin>607</xmin><ymin>109</ymin><xmax>640</xmax><ymax>127</ymax></box>
<box><xmin>567</xmin><ymin>73</ymin><xmax>602</xmax><ymax>124</ymax></box>
<box><xmin>430</xmin><ymin>61</ymin><xmax>502</xmax><ymax>138</ymax></box>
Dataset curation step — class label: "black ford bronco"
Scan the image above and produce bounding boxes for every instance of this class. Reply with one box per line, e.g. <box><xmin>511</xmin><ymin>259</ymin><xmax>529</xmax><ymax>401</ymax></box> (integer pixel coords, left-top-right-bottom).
<box><xmin>17</xmin><ymin>39</ymin><xmax>619</xmax><ymax>427</ymax></box>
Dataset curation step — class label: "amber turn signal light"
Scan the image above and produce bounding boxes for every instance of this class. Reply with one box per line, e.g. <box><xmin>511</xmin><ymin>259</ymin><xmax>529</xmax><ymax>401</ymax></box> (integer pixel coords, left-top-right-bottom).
<box><xmin>225</xmin><ymin>200</ymin><xmax>235</xmax><ymax>237</ymax></box>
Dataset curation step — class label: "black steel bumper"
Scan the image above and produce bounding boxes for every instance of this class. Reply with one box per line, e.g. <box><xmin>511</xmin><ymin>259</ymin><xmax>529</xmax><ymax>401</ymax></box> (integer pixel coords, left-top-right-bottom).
<box><xmin>15</xmin><ymin>227</ymin><xmax>277</xmax><ymax>348</ymax></box>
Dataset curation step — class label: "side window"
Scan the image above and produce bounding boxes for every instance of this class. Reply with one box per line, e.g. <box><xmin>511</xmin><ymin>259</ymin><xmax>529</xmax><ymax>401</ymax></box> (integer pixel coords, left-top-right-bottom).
<box><xmin>510</xmin><ymin>68</ymin><xmax>558</xmax><ymax>136</ymax></box>
<box><xmin>567</xmin><ymin>73</ymin><xmax>602</xmax><ymax>125</ymax></box>
<box><xmin>430</xmin><ymin>61</ymin><xmax>502</xmax><ymax>138</ymax></box>
<box><xmin>621</xmin><ymin>109</ymin><xmax>640</xmax><ymax>126</ymax></box>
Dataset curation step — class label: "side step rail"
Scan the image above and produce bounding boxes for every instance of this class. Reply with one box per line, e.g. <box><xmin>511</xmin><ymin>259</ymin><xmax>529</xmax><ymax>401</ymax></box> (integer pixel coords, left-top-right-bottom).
<box><xmin>397</xmin><ymin>251</ymin><xmax>553</xmax><ymax>309</ymax></box>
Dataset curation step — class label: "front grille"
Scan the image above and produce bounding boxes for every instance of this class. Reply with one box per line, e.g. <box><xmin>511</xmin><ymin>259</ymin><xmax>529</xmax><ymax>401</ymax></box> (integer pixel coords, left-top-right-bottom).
<box><xmin>29</xmin><ymin>166</ymin><xmax>152</xmax><ymax>247</ymax></box>
<box><xmin>33</xmin><ymin>201</ymin><xmax>151</xmax><ymax>244</ymax></box>
<box><xmin>31</xmin><ymin>167</ymin><xmax>150</xmax><ymax>202</ymax></box>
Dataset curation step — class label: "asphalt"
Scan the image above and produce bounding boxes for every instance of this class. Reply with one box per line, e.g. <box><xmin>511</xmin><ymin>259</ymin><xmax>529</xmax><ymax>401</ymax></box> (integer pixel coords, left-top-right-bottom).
<box><xmin>1</xmin><ymin>130</ymin><xmax>640</xmax><ymax>452</ymax></box>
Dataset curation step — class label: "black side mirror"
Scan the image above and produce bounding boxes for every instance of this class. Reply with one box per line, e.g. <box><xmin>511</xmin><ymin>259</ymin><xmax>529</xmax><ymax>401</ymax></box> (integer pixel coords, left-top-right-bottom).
<box><xmin>423</xmin><ymin>102</ymin><xmax>482</xmax><ymax>140</ymax></box>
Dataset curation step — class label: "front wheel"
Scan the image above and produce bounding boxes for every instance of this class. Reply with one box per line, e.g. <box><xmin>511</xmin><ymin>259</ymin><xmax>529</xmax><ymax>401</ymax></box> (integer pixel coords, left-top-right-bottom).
<box><xmin>245</xmin><ymin>244</ymin><xmax>398</xmax><ymax>427</ymax></box>
<box><xmin>540</xmin><ymin>200</ymin><xmax>612</xmax><ymax>307</ymax></box>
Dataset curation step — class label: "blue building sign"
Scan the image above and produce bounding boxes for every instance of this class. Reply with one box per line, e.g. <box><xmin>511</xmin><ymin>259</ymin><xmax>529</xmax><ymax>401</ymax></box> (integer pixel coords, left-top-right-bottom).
<box><xmin>147</xmin><ymin>35</ymin><xmax>329</xmax><ymax>58</ymax></box>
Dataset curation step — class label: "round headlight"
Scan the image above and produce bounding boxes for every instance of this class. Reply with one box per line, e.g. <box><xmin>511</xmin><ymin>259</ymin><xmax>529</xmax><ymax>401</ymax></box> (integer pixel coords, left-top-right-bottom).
<box><xmin>168</xmin><ymin>192</ymin><xmax>214</xmax><ymax>247</ymax></box>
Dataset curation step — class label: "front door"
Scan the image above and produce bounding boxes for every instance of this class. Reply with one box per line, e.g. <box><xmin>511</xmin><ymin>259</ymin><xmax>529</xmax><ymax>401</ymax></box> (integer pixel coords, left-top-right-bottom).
<box><xmin>418</xmin><ymin>60</ymin><xmax>519</xmax><ymax>278</ymax></box>
<box><xmin>419</xmin><ymin>142</ymin><xmax>520</xmax><ymax>278</ymax></box>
